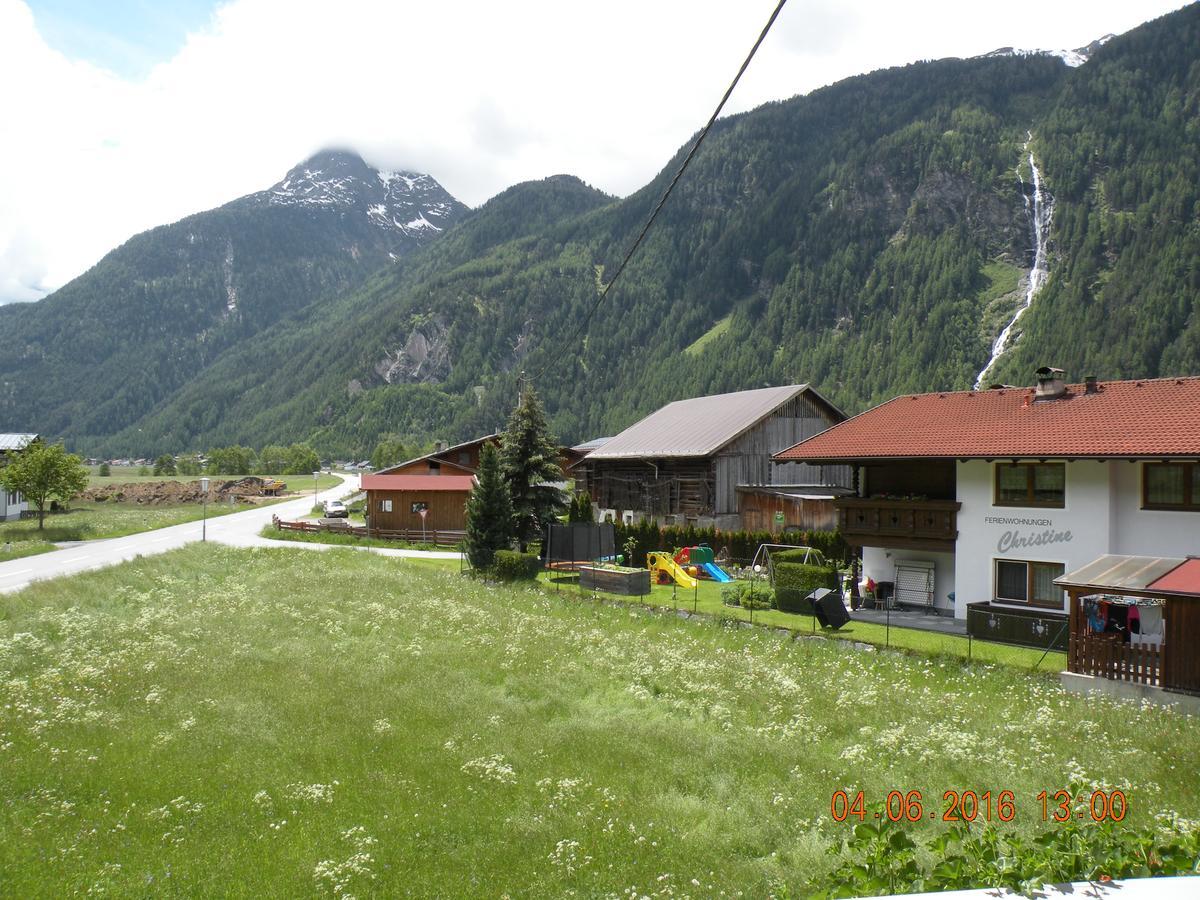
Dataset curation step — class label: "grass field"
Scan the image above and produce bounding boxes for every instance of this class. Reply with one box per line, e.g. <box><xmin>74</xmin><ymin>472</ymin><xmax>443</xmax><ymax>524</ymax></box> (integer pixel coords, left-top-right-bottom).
<box><xmin>541</xmin><ymin>571</ymin><xmax>1068</xmax><ymax>673</ymax></box>
<box><xmin>1</xmin><ymin>545</ymin><xmax>1196</xmax><ymax>896</ymax></box>
<box><xmin>0</xmin><ymin>540</ymin><xmax>56</xmax><ymax>562</ymax></box>
<box><xmin>0</xmin><ymin>500</ymin><xmax>260</xmax><ymax>544</ymax></box>
<box><xmin>87</xmin><ymin>467</ymin><xmax>344</xmax><ymax>492</ymax></box>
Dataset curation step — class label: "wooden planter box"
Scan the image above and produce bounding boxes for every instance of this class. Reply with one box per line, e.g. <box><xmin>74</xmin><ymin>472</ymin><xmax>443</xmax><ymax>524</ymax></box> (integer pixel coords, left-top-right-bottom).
<box><xmin>579</xmin><ymin>565</ymin><xmax>651</xmax><ymax>596</ymax></box>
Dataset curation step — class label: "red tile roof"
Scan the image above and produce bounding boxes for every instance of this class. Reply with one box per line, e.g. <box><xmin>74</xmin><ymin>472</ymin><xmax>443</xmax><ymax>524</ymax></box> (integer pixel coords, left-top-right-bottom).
<box><xmin>774</xmin><ymin>376</ymin><xmax>1200</xmax><ymax>462</ymax></box>
<box><xmin>361</xmin><ymin>474</ymin><xmax>476</xmax><ymax>492</ymax></box>
<box><xmin>1148</xmin><ymin>558</ymin><xmax>1200</xmax><ymax>598</ymax></box>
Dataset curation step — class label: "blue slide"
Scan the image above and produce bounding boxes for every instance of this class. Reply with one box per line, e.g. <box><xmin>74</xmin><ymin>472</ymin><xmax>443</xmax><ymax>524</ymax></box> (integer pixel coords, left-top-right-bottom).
<box><xmin>702</xmin><ymin>562</ymin><xmax>734</xmax><ymax>583</ymax></box>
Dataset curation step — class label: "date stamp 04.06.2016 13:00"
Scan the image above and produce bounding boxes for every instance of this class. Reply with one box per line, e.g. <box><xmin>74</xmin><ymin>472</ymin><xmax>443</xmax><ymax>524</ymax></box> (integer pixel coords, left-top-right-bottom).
<box><xmin>831</xmin><ymin>789</ymin><xmax>1129</xmax><ymax>824</ymax></box>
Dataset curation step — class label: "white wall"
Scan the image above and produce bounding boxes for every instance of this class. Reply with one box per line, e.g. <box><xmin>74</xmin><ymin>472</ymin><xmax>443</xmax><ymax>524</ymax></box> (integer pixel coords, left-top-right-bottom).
<box><xmin>1110</xmin><ymin>461</ymin><xmax>1200</xmax><ymax>557</ymax></box>
<box><xmin>1</xmin><ymin>489</ymin><xmax>25</xmax><ymax>522</ymax></box>
<box><xmin>954</xmin><ymin>460</ymin><xmax>1116</xmax><ymax>617</ymax></box>
<box><xmin>862</xmin><ymin>546</ymin><xmax>956</xmax><ymax>614</ymax></box>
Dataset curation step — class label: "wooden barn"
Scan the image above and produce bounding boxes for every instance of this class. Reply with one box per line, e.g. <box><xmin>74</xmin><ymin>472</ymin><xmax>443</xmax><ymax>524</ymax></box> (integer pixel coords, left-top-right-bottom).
<box><xmin>361</xmin><ymin>474</ymin><xmax>477</xmax><ymax>536</ymax></box>
<box><xmin>573</xmin><ymin>385</ymin><xmax>851</xmax><ymax>529</ymax></box>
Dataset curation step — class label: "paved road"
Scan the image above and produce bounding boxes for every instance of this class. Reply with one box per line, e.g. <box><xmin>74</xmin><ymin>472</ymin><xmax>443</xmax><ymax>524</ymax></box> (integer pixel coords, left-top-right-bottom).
<box><xmin>0</xmin><ymin>474</ymin><xmax>458</xmax><ymax>596</ymax></box>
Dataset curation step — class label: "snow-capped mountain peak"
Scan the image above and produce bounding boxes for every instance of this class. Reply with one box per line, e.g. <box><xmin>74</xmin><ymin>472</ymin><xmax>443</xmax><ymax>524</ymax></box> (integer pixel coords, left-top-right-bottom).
<box><xmin>245</xmin><ymin>149</ymin><xmax>466</xmax><ymax>238</ymax></box>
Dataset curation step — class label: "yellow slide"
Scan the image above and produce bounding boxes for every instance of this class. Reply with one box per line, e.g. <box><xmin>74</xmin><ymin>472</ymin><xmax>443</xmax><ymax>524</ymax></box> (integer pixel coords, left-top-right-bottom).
<box><xmin>647</xmin><ymin>551</ymin><xmax>699</xmax><ymax>589</ymax></box>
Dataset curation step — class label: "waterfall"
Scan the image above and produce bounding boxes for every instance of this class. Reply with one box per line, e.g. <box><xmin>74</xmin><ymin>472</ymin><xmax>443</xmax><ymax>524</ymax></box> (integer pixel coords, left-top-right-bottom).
<box><xmin>974</xmin><ymin>132</ymin><xmax>1054</xmax><ymax>388</ymax></box>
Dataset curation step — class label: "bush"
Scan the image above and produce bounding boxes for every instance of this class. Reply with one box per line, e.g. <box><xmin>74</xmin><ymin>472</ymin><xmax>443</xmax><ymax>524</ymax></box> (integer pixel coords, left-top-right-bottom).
<box><xmin>774</xmin><ymin>562</ymin><xmax>838</xmax><ymax>613</ymax></box>
<box><xmin>492</xmin><ymin>550</ymin><xmax>541</xmax><ymax>581</ymax></box>
<box><xmin>772</xmin><ymin>547</ymin><xmax>829</xmax><ymax>566</ymax></box>
<box><xmin>721</xmin><ymin>583</ymin><xmax>774</xmax><ymax>610</ymax></box>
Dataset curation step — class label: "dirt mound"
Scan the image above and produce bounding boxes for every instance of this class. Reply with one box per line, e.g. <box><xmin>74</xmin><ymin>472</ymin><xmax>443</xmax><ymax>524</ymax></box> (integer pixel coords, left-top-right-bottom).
<box><xmin>81</xmin><ymin>477</ymin><xmax>277</xmax><ymax>506</ymax></box>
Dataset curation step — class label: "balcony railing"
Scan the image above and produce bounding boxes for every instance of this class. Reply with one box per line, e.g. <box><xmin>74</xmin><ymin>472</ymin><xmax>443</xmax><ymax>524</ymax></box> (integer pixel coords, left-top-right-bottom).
<box><xmin>1070</xmin><ymin>632</ymin><xmax>1162</xmax><ymax>686</ymax></box>
<box><xmin>835</xmin><ymin>497</ymin><xmax>960</xmax><ymax>546</ymax></box>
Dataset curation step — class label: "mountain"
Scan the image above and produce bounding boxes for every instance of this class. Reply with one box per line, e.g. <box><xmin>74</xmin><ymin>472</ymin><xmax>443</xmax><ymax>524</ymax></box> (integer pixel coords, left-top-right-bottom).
<box><xmin>6</xmin><ymin>5</ymin><xmax>1200</xmax><ymax>460</ymax></box>
<box><xmin>974</xmin><ymin>34</ymin><xmax>1114</xmax><ymax>68</ymax></box>
<box><xmin>0</xmin><ymin>150</ymin><xmax>467</xmax><ymax>443</ymax></box>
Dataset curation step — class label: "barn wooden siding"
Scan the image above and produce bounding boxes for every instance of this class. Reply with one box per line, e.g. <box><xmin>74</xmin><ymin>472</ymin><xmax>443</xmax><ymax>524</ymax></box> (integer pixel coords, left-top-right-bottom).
<box><xmin>366</xmin><ymin>488</ymin><xmax>470</xmax><ymax>531</ymax></box>
<box><xmin>582</xmin><ymin>394</ymin><xmax>850</xmax><ymax>520</ymax></box>
<box><xmin>736</xmin><ymin>488</ymin><xmax>839</xmax><ymax>533</ymax></box>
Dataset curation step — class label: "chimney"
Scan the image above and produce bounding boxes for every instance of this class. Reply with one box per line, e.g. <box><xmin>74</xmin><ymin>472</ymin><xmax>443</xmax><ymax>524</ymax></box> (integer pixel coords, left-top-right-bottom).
<box><xmin>1034</xmin><ymin>366</ymin><xmax>1068</xmax><ymax>400</ymax></box>
<box><xmin>435</xmin><ymin>440</ymin><xmax>449</xmax><ymax>453</ymax></box>
<box><xmin>1084</xmin><ymin>375</ymin><xmax>1099</xmax><ymax>394</ymax></box>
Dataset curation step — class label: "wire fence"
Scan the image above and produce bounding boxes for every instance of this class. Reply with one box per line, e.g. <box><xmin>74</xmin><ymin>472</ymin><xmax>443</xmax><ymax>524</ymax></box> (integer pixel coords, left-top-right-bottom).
<box><xmin>535</xmin><ymin>551</ymin><xmax>1070</xmax><ymax>673</ymax></box>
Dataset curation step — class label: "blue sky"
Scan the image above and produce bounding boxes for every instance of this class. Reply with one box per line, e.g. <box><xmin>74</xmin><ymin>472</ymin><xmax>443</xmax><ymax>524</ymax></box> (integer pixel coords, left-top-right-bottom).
<box><xmin>27</xmin><ymin>0</ymin><xmax>218</xmax><ymax>78</ymax></box>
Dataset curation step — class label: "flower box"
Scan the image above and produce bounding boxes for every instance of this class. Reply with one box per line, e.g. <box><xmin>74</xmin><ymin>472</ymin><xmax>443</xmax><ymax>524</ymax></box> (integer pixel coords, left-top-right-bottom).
<box><xmin>579</xmin><ymin>565</ymin><xmax>651</xmax><ymax>596</ymax></box>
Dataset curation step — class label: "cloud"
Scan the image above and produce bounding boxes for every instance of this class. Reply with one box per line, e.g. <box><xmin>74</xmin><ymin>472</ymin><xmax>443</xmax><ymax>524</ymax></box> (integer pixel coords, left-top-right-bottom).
<box><xmin>0</xmin><ymin>0</ymin><xmax>1189</xmax><ymax>303</ymax></box>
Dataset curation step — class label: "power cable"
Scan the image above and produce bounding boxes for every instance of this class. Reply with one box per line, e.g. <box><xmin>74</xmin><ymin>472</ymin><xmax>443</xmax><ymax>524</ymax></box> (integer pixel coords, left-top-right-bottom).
<box><xmin>529</xmin><ymin>0</ymin><xmax>789</xmax><ymax>383</ymax></box>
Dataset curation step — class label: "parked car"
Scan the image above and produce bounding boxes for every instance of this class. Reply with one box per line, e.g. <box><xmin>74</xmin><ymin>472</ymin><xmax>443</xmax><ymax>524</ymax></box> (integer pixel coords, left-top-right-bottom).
<box><xmin>323</xmin><ymin>499</ymin><xmax>348</xmax><ymax>518</ymax></box>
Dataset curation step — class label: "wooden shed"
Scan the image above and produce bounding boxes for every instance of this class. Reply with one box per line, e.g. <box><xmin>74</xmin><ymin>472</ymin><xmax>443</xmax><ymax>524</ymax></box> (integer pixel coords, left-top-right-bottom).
<box><xmin>361</xmin><ymin>474</ymin><xmax>476</xmax><ymax>535</ymax></box>
<box><xmin>573</xmin><ymin>385</ymin><xmax>850</xmax><ymax>529</ymax></box>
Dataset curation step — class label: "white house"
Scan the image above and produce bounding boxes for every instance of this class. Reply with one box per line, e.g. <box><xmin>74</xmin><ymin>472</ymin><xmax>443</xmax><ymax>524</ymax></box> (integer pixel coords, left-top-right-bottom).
<box><xmin>773</xmin><ymin>371</ymin><xmax>1200</xmax><ymax>625</ymax></box>
<box><xmin>1</xmin><ymin>433</ymin><xmax>39</xmax><ymax>521</ymax></box>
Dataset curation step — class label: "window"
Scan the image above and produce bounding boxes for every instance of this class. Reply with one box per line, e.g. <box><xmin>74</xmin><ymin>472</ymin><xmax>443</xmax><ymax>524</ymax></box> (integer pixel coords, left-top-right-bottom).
<box><xmin>378</xmin><ymin>499</ymin><xmax>392</xmax><ymax>513</ymax></box>
<box><xmin>428</xmin><ymin>461</ymin><xmax>441</xmax><ymax>472</ymax></box>
<box><xmin>458</xmin><ymin>451</ymin><xmax>471</xmax><ymax>466</ymax></box>
<box><xmin>411</xmin><ymin>501</ymin><xmax>429</xmax><ymax>514</ymax></box>
<box><xmin>994</xmin><ymin>463</ymin><xmax>1065</xmax><ymax>507</ymax></box>
<box><xmin>995</xmin><ymin>559</ymin><xmax>1065</xmax><ymax>608</ymax></box>
<box><xmin>1143</xmin><ymin>462</ymin><xmax>1200</xmax><ymax>511</ymax></box>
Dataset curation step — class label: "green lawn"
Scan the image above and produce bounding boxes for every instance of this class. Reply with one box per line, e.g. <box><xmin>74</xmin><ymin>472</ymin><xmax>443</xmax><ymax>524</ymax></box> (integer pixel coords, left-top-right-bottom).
<box><xmin>0</xmin><ymin>546</ymin><xmax>1196</xmax><ymax>896</ymax></box>
<box><xmin>541</xmin><ymin>572</ymin><xmax>1067</xmax><ymax>673</ymax></box>
<box><xmin>258</xmin><ymin>523</ymin><xmax>449</xmax><ymax>553</ymax></box>
<box><xmin>0</xmin><ymin>500</ymin><xmax>260</xmax><ymax>544</ymax></box>
<box><xmin>0</xmin><ymin>540</ymin><xmax>56</xmax><ymax>563</ymax></box>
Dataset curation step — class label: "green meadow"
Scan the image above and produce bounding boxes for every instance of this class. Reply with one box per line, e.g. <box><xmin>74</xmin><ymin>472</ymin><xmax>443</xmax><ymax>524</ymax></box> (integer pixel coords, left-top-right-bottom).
<box><xmin>1</xmin><ymin>546</ymin><xmax>1197</xmax><ymax>896</ymax></box>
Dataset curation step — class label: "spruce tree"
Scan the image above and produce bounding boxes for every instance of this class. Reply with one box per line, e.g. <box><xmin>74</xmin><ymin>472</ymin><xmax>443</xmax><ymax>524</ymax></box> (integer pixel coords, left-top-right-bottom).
<box><xmin>464</xmin><ymin>443</ymin><xmax>513</xmax><ymax>570</ymax></box>
<box><xmin>499</xmin><ymin>384</ymin><xmax>567</xmax><ymax>551</ymax></box>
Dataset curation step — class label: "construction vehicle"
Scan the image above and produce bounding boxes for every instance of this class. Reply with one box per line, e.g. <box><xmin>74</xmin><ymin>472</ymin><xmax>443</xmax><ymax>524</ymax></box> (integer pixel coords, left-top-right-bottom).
<box><xmin>260</xmin><ymin>478</ymin><xmax>288</xmax><ymax>496</ymax></box>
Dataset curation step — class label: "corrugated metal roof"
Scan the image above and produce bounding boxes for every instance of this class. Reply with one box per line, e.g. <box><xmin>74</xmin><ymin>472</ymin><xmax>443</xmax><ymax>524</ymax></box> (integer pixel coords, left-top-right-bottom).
<box><xmin>362</xmin><ymin>474</ymin><xmax>476</xmax><ymax>492</ymax></box>
<box><xmin>571</xmin><ymin>437</ymin><xmax>612</xmax><ymax>453</ymax></box>
<box><xmin>775</xmin><ymin>376</ymin><xmax>1200</xmax><ymax>462</ymax></box>
<box><xmin>0</xmin><ymin>433</ymin><xmax>38</xmax><ymax>451</ymax></box>
<box><xmin>1055</xmin><ymin>555</ymin><xmax>1190</xmax><ymax>594</ymax></box>
<box><xmin>586</xmin><ymin>385</ymin><xmax>830</xmax><ymax>460</ymax></box>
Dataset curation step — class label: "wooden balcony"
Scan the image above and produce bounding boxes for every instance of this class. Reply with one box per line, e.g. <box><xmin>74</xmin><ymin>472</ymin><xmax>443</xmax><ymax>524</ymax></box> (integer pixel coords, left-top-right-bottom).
<box><xmin>835</xmin><ymin>497</ymin><xmax>960</xmax><ymax>551</ymax></box>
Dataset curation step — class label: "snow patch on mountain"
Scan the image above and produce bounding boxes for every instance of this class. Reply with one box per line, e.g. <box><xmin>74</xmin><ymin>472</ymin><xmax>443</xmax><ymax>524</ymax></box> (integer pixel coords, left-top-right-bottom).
<box><xmin>244</xmin><ymin>150</ymin><xmax>466</xmax><ymax>239</ymax></box>
<box><xmin>975</xmin><ymin>34</ymin><xmax>1113</xmax><ymax>68</ymax></box>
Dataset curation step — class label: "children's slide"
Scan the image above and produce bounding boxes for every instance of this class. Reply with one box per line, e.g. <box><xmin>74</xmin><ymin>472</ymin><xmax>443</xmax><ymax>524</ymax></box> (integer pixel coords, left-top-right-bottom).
<box><xmin>701</xmin><ymin>562</ymin><xmax>734</xmax><ymax>583</ymax></box>
<box><xmin>647</xmin><ymin>551</ymin><xmax>699</xmax><ymax>589</ymax></box>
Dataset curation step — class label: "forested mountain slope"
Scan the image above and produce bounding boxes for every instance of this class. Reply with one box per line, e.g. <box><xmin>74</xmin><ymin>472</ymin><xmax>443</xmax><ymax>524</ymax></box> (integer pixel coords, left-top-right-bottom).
<box><xmin>12</xmin><ymin>5</ymin><xmax>1200</xmax><ymax>459</ymax></box>
<box><xmin>0</xmin><ymin>150</ymin><xmax>466</xmax><ymax>444</ymax></box>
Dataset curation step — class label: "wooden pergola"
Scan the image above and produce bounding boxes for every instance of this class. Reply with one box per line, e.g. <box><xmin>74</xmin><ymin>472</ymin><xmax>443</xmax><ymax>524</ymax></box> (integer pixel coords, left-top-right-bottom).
<box><xmin>1057</xmin><ymin>555</ymin><xmax>1200</xmax><ymax>695</ymax></box>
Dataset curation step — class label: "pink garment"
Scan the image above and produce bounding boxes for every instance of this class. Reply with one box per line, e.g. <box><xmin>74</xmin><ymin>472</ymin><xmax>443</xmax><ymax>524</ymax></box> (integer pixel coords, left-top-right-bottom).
<box><xmin>1128</xmin><ymin>605</ymin><xmax>1141</xmax><ymax>634</ymax></box>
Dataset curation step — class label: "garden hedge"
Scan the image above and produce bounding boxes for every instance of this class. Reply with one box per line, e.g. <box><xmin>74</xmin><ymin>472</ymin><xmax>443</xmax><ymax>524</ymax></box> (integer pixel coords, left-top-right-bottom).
<box><xmin>774</xmin><ymin>562</ymin><xmax>839</xmax><ymax>613</ymax></box>
<box><xmin>492</xmin><ymin>550</ymin><xmax>541</xmax><ymax>581</ymax></box>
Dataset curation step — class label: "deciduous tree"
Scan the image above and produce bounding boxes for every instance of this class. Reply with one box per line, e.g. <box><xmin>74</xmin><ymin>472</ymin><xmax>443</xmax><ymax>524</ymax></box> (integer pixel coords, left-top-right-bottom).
<box><xmin>0</xmin><ymin>442</ymin><xmax>89</xmax><ymax>530</ymax></box>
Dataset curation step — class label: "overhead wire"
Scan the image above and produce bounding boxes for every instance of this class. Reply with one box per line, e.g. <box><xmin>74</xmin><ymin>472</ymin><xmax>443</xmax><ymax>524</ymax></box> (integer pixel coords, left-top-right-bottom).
<box><xmin>528</xmin><ymin>0</ymin><xmax>789</xmax><ymax>383</ymax></box>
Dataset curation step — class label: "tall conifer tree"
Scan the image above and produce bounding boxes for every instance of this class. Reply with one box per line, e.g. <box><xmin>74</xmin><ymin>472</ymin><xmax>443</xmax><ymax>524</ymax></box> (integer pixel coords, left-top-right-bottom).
<box><xmin>464</xmin><ymin>443</ymin><xmax>513</xmax><ymax>570</ymax></box>
<box><xmin>500</xmin><ymin>383</ymin><xmax>566</xmax><ymax>551</ymax></box>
